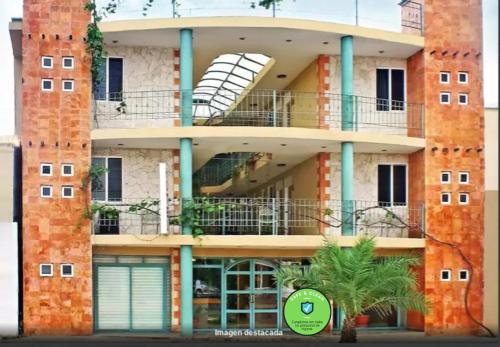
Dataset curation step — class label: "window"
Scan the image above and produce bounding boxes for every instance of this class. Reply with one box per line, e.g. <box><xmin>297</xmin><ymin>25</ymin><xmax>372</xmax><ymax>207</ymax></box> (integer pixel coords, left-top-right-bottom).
<box><xmin>459</xmin><ymin>171</ymin><xmax>469</xmax><ymax>184</ymax></box>
<box><xmin>91</xmin><ymin>157</ymin><xmax>122</xmax><ymax>202</ymax></box>
<box><xmin>458</xmin><ymin>192</ymin><xmax>469</xmax><ymax>205</ymax></box>
<box><xmin>440</xmin><ymin>171</ymin><xmax>451</xmax><ymax>184</ymax></box>
<box><xmin>458</xmin><ymin>269</ymin><xmax>469</xmax><ymax>281</ymax></box>
<box><xmin>376</xmin><ymin>68</ymin><xmax>405</xmax><ymax>111</ymax></box>
<box><xmin>458</xmin><ymin>72</ymin><xmax>468</xmax><ymax>84</ymax></box>
<box><xmin>40</xmin><ymin>163</ymin><xmax>52</xmax><ymax>176</ymax></box>
<box><xmin>93</xmin><ymin>57</ymin><xmax>123</xmax><ymax>101</ymax></box>
<box><xmin>377</xmin><ymin>164</ymin><xmax>407</xmax><ymax>206</ymax></box>
<box><xmin>40</xmin><ymin>264</ymin><xmax>53</xmax><ymax>277</ymax></box>
<box><xmin>40</xmin><ymin>185</ymin><xmax>53</xmax><ymax>198</ymax></box>
<box><xmin>41</xmin><ymin>78</ymin><xmax>53</xmax><ymax>91</ymax></box>
<box><xmin>440</xmin><ymin>92</ymin><xmax>451</xmax><ymax>104</ymax></box>
<box><xmin>61</xmin><ymin>264</ymin><xmax>74</xmax><ymax>278</ymax></box>
<box><xmin>439</xmin><ymin>72</ymin><xmax>450</xmax><ymax>84</ymax></box>
<box><xmin>62</xmin><ymin>185</ymin><xmax>74</xmax><ymax>198</ymax></box>
<box><xmin>458</xmin><ymin>93</ymin><xmax>468</xmax><ymax>105</ymax></box>
<box><xmin>41</xmin><ymin>56</ymin><xmax>53</xmax><ymax>69</ymax></box>
<box><xmin>62</xmin><ymin>79</ymin><xmax>74</xmax><ymax>92</ymax></box>
<box><xmin>440</xmin><ymin>269</ymin><xmax>451</xmax><ymax>281</ymax></box>
<box><xmin>62</xmin><ymin>56</ymin><xmax>74</xmax><ymax>69</ymax></box>
<box><xmin>441</xmin><ymin>192</ymin><xmax>451</xmax><ymax>205</ymax></box>
<box><xmin>61</xmin><ymin>164</ymin><xmax>74</xmax><ymax>176</ymax></box>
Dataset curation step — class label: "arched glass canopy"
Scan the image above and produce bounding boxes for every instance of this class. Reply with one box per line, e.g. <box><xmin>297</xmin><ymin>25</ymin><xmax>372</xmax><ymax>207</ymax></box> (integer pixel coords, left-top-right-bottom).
<box><xmin>193</xmin><ymin>53</ymin><xmax>271</xmax><ymax>121</ymax></box>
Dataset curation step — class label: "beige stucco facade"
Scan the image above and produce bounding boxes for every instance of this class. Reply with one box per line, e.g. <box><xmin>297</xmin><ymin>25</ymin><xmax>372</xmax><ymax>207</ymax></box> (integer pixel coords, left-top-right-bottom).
<box><xmin>484</xmin><ymin>107</ymin><xmax>498</xmax><ymax>334</ymax></box>
<box><xmin>0</xmin><ymin>136</ymin><xmax>18</xmax><ymax>223</ymax></box>
<box><xmin>93</xmin><ymin>46</ymin><xmax>177</xmax><ymax>129</ymax></box>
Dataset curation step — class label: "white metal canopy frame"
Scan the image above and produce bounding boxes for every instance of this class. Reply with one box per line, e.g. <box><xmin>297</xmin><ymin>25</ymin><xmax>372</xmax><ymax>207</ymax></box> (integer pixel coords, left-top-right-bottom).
<box><xmin>192</xmin><ymin>53</ymin><xmax>271</xmax><ymax>121</ymax></box>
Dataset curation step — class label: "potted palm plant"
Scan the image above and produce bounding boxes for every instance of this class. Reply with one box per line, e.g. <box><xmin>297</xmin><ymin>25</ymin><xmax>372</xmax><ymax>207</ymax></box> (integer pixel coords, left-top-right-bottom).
<box><xmin>275</xmin><ymin>237</ymin><xmax>427</xmax><ymax>343</ymax></box>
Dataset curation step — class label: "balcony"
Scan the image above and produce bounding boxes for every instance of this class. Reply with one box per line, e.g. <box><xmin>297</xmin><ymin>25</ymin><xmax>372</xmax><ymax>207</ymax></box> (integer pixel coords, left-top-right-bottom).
<box><xmin>91</xmin><ymin>197</ymin><xmax>424</xmax><ymax>238</ymax></box>
<box><xmin>92</xmin><ymin>89</ymin><xmax>424</xmax><ymax>138</ymax></box>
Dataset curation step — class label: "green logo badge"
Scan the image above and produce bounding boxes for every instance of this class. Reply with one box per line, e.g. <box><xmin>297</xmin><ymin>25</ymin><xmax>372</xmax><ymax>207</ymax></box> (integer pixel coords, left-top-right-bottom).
<box><xmin>283</xmin><ymin>288</ymin><xmax>331</xmax><ymax>336</ymax></box>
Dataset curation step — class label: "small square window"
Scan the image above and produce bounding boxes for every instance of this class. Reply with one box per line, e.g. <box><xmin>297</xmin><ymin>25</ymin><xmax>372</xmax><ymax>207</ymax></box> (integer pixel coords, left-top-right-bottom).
<box><xmin>41</xmin><ymin>56</ymin><xmax>53</xmax><ymax>69</ymax></box>
<box><xmin>62</xmin><ymin>79</ymin><xmax>74</xmax><ymax>92</ymax></box>
<box><xmin>459</xmin><ymin>192</ymin><xmax>469</xmax><ymax>205</ymax></box>
<box><xmin>440</xmin><ymin>269</ymin><xmax>451</xmax><ymax>281</ymax></box>
<box><xmin>440</xmin><ymin>92</ymin><xmax>451</xmax><ymax>104</ymax></box>
<box><xmin>440</xmin><ymin>72</ymin><xmax>450</xmax><ymax>84</ymax></box>
<box><xmin>62</xmin><ymin>57</ymin><xmax>74</xmax><ymax>69</ymax></box>
<box><xmin>62</xmin><ymin>186</ymin><xmax>74</xmax><ymax>198</ymax></box>
<box><xmin>40</xmin><ymin>264</ymin><xmax>53</xmax><ymax>277</ymax></box>
<box><xmin>458</xmin><ymin>93</ymin><xmax>468</xmax><ymax>105</ymax></box>
<box><xmin>458</xmin><ymin>72</ymin><xmax>468</xmax><ymax>84</ymax></box>
<box><xmin>41</xmin><ymin>79</ymin><xmax>53</xmax><ymax>91</ymax></box>
<box><xmin>60</xmin><ymin>264</ymin><xmax>74</xmax><ymax>278</ymax></box>
<box><xmin>440</xmin><ymin>171</ymin><xmax>451</xmax><ymax>184</ymax></box>
<box><xmin>459</xmin><ymin>171</ymin><xmax>470</xmax><ymax>184</ymax></box>
<box><xmin>458</xmin><ymin>269</ymin><xmax>469</xmax><ymax>281</ymax></box>
<box><xmin>441</xmin><ymin>192</ymin><xmax>451</xmax><ymax>205</ymax></box>
<box><xmin>40</xmin><ymin>163</ymin><xmax>52</xmax><ymax>176</ymax></box>
<box><xmin>62</xmin><ymin>164</ymin><xmax>74</xmax><ymax>176</ymax></box>
<box><xmin>41</xmin><ymin>185</ymin><xmax>53</xmax><ymax>198</ymax></box>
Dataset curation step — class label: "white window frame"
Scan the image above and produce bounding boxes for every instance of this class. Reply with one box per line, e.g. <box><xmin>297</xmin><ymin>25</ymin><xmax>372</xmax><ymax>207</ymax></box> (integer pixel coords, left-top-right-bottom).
<box><xmin>62</xmin><ymin>56</ymin><xmax>74</xmax><ymax>70</ymax></box>
<box><xmin>440</xmin><ymin>269</ymin><xmax>452</xmax><ymax>282</ymax></box>
<box><xmin>61</xmin><ymin>163</ymin><xmax>74</xmax><ymax>177</ymax></box>
<box><xmin>440</xmin><ymin>171</ymin><xmax>451</xmax><ymax>184</ymax></box>
<box><xmin>41</xmin><ymin>56</ymin><xmax>53</xmax><ymax>69</ymax></box>
<box><xmin>40</xmin><ymin>185</ymin><xmax>53</xmax><ymax>198</ymax></box>
<box><xmin>91</xmin><ymin>156</ymin><xmax>123</xmax><ymax>203</ymax></box>
<box><xmin>375</xmin><ymin>67</ymin><xmax>407</xmax><ymax>111</ymax></box>
<box><xmin>377</xmin><ymin>163</ymin><xmax>408</xmax><ymax>207</ymax></box>
<box><xmin>458</xmin><ymin>93</ymin><xmax>468</xmax><ymax>105</ymax></box>
<box><xmin>61</xmin><ymin>185</ymin><xmax>74</xmax><ymax>199</ymax></box>
<box><xmin>440</xmin><ymin>92</ymin><xmax>451</xmax><ymax>105</ymax></box>
<box><xmin>40</xmin><ymin>163</ymin><xmax>53</xmax><ymax>176</ymax></box>
<box><xmin>458</xmin><ymin>192</ymin><xmax>469</xmax><ymax>205</ymax></box>
<box><xmin>62</xmin><ymin>79</ymin><xmax>74</xmax><ymax>92</ymax></box>
<box><xmin>441</xmin><ymin>192</ymin><xmax>451</xmax><ymax>205</ymax></box>
<box><xmin>458</xmin><ymin>171</ymin><xmax>470</xmax><ymax>184</ymax></box>
<box><xmin>439</xmin><ymin>71</ymin><xmax>450</xmax><ymax>84</ymax></box>
<box><xmin>39</xmin><ymin>264</ymin><xmax>53</xmax><ymax>277</ymax></box>
<box><xmin>41</xmin><ymin>78</ymin><xmax>53</xmax><ymax>92</ymax></box>
<box><xmin>95</xmin><ymin>56</ymin><xmax>124</xmax><ymax>101</ymax></box>
<box><xmin>458</xmin><ymin>71</ymin><xmax>469</xmax><ymax>84</ymax></box>
<box><xmin>458</xmin><ymin>269</ymin><xmax>469</xmax><ymax>281</ymax></box>
<box><xmin>60</xmin><ymin>264</ymin><xmax>74</xmax><ymax>278</ymax></box>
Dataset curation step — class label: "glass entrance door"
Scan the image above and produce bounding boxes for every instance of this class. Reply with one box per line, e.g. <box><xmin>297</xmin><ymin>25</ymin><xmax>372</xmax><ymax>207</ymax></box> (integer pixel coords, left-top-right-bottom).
<box><xmin>223</xmin><ymin>259</ymin><xmax>280</xmax><ymax>330</ymax></box>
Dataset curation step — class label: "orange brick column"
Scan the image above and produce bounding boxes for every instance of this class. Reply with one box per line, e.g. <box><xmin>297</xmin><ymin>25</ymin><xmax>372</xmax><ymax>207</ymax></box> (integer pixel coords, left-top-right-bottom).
<box><xmin>171</xmin><ymin>249</ymin><xmax>181</xmax><ymax>331</ymax></box>
<box><xmin>407</xmin><ymin>0</ymin><xmax>485</xmax><ymax>335</ymax></box>
<box><xmin>21</xmin><ymin>0</ymin><xmax>92</xmax><ymax>335</ymax></box>
<box><xmin>316</xmin><ymin>55</ymin><xmax>331</xmax><ymax>235</ymax></box>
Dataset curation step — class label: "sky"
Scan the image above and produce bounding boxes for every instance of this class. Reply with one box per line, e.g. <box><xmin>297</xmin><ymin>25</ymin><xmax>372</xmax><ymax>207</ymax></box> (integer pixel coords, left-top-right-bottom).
<box><xmin>0</xmin><ymin>0</ymin><xmax>497</xmax><ymax>135</ymax></box>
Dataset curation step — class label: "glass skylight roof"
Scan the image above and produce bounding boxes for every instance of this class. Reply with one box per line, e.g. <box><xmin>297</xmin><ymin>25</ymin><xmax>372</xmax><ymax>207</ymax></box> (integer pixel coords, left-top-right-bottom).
<box><xmin>193</xmin><ymin>53</ymin><xmax>271</xmax><ymax>121</ymax></box>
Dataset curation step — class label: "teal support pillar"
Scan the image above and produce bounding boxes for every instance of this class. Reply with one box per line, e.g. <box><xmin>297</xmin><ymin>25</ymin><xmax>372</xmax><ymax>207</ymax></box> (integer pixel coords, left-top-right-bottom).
<box><xmin>341</xmin><ymin>35</ymin><xmax>354</xmax><ymax>236</ymax></box>
<box><xmin>179</xmin><ymin>28</ymin><xmax>193</xmax><ymax>336</ymax></box>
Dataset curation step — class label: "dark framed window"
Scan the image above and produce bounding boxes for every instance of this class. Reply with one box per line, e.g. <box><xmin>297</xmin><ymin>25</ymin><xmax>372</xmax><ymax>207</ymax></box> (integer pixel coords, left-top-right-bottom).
<box><xmin>93</xmin><ymin>57</ymin><xmax>123</xmax><ymax>101</ymax></box>
<box><xmin>376</xmin><ymin>68</ymin><xmax>405</xmax><ymax>111</ymax></box>
<box><xmin>91</xmin><ymin>157</ymin><xmax>122</xmax><ymax>202</ymax></box>
<box><xmin>377</xmin><ymin>164</ymin><xmax>407</xmax><ymax>206</ymax></box>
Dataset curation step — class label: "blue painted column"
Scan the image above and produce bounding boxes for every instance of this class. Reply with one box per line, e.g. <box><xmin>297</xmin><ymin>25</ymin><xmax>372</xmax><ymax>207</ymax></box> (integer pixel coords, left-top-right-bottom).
<box><xmin>180</xmin><ymin>28</ymin><xmax>193</xmax><ymax>336</ymax></box>
<box><xmin>341</xmin><ymin>36</ymin><xmax>354</xmax><ymax>236</ymax></box>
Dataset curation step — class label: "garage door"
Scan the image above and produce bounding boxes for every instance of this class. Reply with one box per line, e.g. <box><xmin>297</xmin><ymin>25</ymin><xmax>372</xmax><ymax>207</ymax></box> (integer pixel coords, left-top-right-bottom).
<box><xmin>94</xmin><ymin>258</ymin><xmax>170</xmax><ymax>332</ymax></box>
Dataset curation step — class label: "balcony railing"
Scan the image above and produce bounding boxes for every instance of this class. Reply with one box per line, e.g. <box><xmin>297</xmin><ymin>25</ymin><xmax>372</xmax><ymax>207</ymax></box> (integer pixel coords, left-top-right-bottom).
<box><xmin>91</xmin><ymin>197</ymin><xmax>424</xmax><ymax>238</ymax></box>
<box><xmin>92</xmin><ymin>89</ymin><xmax>424</xmax><ymax>137</ymax></box>
<box><xmin>91</xmin><ymin>198</ymin><xmax>179</xmax><ymax>235</ymax></box>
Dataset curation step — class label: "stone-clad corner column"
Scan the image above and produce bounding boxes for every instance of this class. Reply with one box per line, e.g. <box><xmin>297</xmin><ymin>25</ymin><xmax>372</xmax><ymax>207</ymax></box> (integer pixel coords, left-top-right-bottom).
<box><xmin>179</xmin><ymin>28</ymin><xmax>193</xmax><ymax>336</ymax></box>
<box><xmin>341</xmin><ymin>35</ymin><xmax>354</xmax><ymax>236</ymax></box>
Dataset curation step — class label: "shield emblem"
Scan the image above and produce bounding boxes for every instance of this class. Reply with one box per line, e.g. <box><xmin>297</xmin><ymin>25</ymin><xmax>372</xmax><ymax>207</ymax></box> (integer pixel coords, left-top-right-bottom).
<box><xmin>301</xmin><ymin>301</ymin><xmax>314</xmax><ymax>315</ymax></box>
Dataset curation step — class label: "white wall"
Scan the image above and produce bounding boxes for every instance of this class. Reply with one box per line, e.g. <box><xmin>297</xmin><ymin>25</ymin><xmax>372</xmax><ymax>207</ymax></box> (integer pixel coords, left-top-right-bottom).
<box><xmin>0</xmin><ymin>222</ymin><xmax>18</xmax><ymax>336</ymax></box>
